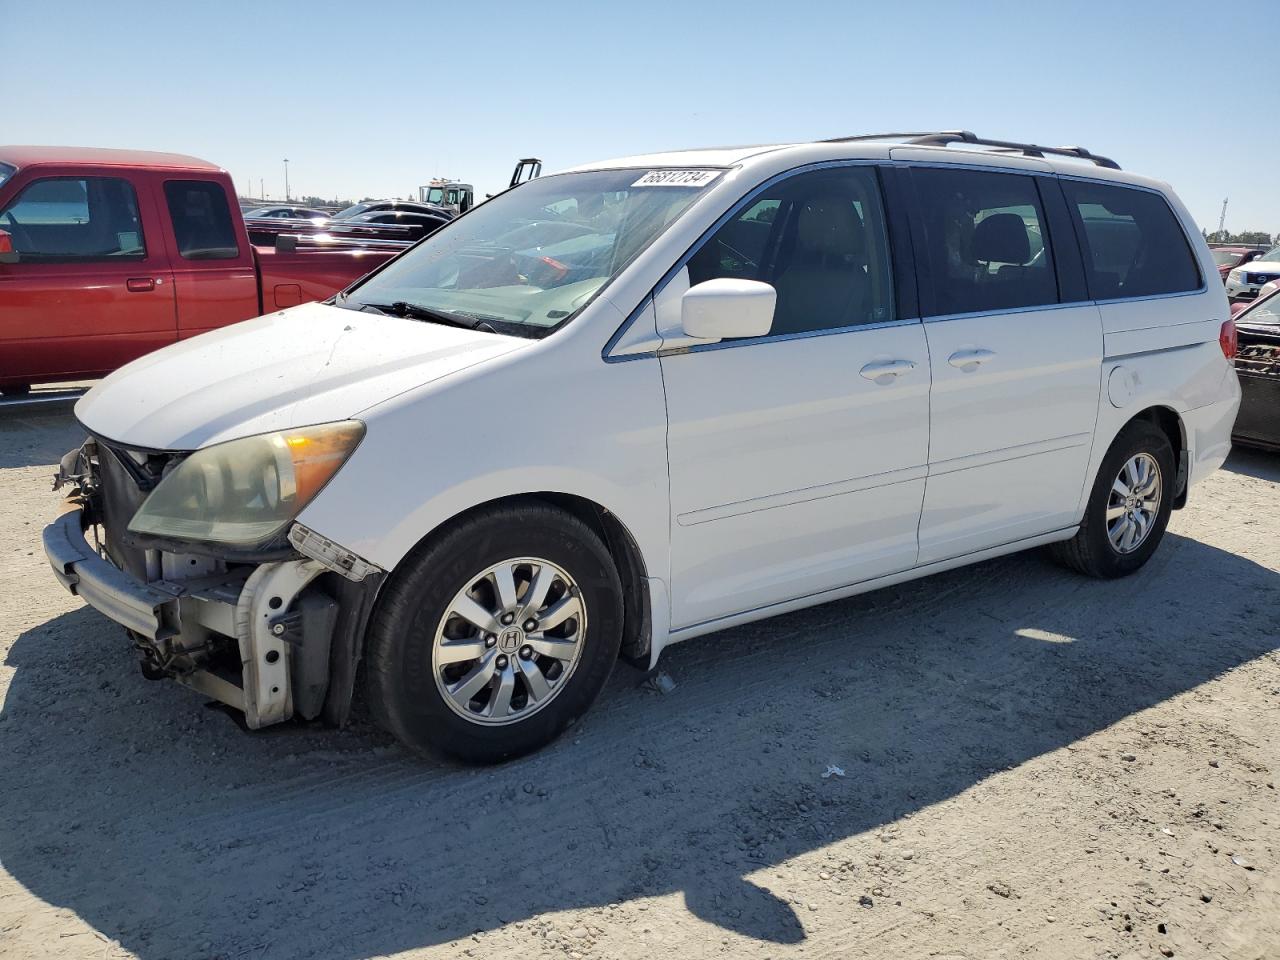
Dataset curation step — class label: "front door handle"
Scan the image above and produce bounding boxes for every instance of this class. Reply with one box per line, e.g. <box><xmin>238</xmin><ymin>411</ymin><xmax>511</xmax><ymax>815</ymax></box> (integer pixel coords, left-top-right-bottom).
<box><xmin>947</xmin><ymin>348</ymin><xmax>996</xmax><ymax>372</ymax></box>
<box><xmin>126</xmin><ymin>277</ymin><xmax>157</xmax><ymax>292</ymax></box>
<box><xmin>859</xmin><ymin>359</ymin><xmax>916</xmax><ymax>384</ymax></box>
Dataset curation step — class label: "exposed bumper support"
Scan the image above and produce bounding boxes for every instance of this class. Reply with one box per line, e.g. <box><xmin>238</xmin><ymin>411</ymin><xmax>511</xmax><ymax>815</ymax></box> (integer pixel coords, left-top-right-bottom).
<box><xmin>43</xmin><ymin>509</ymin><xmax>180</xmax><ymax>640</ymax></box>
<box><xmin>41</xmin><ymin>507</ymin><xmax>354</xmax><ymax>729</ymax></box>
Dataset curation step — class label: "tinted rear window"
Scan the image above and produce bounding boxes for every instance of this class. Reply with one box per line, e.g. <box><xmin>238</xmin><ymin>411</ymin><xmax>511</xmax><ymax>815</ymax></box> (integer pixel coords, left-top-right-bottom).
<box><xmin>1062</xmin><ymin>181</ymin><xmax>1200</xmax><ymax>300</ymax></box>
<box><xmin>164</xmin><ymin>180</ymin><xmax>239</xmax><ymax>260</ymax></box>
<box><xmin>912</xmin><ymin>168</ymin><xmax>1059</xmax><ymax>315</ymax></box>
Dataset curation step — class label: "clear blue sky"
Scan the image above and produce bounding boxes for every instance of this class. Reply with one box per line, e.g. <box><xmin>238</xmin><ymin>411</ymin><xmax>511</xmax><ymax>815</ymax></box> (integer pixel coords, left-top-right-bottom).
<box><xmin>4</xmin><ymin>0</ymin><xmax>1276</xmax><ymax>234</ymax></box>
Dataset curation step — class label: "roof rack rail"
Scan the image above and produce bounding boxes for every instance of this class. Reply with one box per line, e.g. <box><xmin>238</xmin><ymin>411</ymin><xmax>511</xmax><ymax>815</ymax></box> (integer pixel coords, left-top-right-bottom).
<box><xmin>819</xmin><ymin>130</ymin><xmax>1120</xmax><ymax>170</ymax></box>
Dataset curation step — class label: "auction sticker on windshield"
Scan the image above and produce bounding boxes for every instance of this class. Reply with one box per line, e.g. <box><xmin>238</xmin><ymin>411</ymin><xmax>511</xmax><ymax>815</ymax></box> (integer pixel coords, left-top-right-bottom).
<box><xmin>631</xmin><ymin>170</ymin><xmax>722</xmax><ymax>187</ymax></box>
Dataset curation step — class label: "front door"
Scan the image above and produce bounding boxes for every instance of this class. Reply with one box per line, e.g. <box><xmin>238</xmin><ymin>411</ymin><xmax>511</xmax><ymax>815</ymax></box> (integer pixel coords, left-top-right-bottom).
<box><xmin>907</xmin><ymin>166</ymin><xmax>1103</xmax><ymax>564</ymax></box>
<box><xmin>0</xmin><ymin>172</ymin><xmax>176</xmax><ymax>386</ymax></box>
<box><xmin>661</xmin><ymin>165</ymin><xmax>930</xmax><ymax>630</ymax></box>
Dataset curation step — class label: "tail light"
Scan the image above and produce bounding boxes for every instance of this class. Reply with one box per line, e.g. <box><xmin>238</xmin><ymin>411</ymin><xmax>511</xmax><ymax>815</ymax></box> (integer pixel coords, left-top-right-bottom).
<box><xmin>1219</xmin><ymin>319</ymin><xmax>1237</xmax><ymax>360</ymax></box>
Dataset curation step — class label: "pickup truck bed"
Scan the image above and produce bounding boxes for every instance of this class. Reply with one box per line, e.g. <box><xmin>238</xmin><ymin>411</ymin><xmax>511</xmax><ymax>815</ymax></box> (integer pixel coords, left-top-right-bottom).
<box><xmin>0</xmin><ymin>146</ymin><xmax>397</xmax><ymax>391</ymax></box>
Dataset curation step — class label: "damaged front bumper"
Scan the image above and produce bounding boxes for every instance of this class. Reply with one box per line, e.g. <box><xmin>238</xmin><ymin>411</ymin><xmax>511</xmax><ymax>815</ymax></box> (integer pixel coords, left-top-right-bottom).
<box><xmin>43</xmin><ymin>504</ymin><xmax>383</xmax><ymax>731</ymax></box>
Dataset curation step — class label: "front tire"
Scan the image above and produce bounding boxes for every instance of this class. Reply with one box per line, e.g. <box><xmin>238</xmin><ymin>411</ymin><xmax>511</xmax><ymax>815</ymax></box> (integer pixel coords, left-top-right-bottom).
<box><xmin>1052</xmin><ymin>421</ymin><xmax>1175</xmax><ymax>578</ymax></box>
<box><xmin>365</xmin><ymin>502</ymin><xmax>623</xmax><ymax>763</ymax></box>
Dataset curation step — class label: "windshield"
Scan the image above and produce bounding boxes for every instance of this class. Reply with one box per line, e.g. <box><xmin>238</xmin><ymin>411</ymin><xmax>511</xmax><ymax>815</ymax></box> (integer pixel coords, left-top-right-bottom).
<box><xmin>1240</xmin><ymin>289</ymin><xmax>1280</xmax><ymax>325</ymax></box>
<box><xmin>1212</xmin><ymin>249</ymin><xmax>1241</xmax><ymax>266</ymax></box>
<box><xmin>342</xmin><ymin>168</ymin><xmax>719</xmax><ymax>334</ymax></box>
<box><xmin>426</xmin><ymin>187</ymin><xmax>445</xmax><ymax>204</ymax></box>
<box><xmin>332</xmin><ymin>202</ymin><xmax>372</xmax><ymax>220</ymax></box>
<box><xmin>0</xmin><ymin>162</ymin><xmax>14</xmax><ymax>190</ymax></box>
<box><xmin>1258</xmin><ymin>245</ymin><xmax>1280</xmax><ymax>263</ymax></box>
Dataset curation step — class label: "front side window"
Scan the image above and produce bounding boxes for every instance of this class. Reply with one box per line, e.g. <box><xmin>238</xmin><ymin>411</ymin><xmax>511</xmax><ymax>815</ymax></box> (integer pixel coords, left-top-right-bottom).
<box><xmin>342</xmin><ymin>168</ymin><xmax>716</xmax><ymax>335</ymax></box>
<box><xmin>164</xmin><ymin>180</ymin><xmax>240</xmax><ymax>260</ymax></box>
<box><xmin>686</xmin><ymin>166</ymin><xmax>894</xmax><ymax>336</ymax></box>
<box><xmin>1062</xmin><ymin>180</ymin><xmax>1201</xmax><ymax>299</ymax></box>
<box><xmin>913</xmin><ymin>168</ymin><xmax>1058</xmax><ymax>315</ymax></box>
<box><xmin>0</xmin><ymin>176</ymin><xmax>146</xmax><ymax>262</ymax></box>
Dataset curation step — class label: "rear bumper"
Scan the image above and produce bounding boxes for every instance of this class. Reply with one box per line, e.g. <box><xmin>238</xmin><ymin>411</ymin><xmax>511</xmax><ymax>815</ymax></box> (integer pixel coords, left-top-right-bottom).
<box><xmin>1185</xmin><ymin>392</ymin><xmax>1242</xmax><ymax>488</ymax></box>
<box><xmin>43</xmin><ymin>509</ymin><xmax>180</xmax><ymax>640</ymax></box>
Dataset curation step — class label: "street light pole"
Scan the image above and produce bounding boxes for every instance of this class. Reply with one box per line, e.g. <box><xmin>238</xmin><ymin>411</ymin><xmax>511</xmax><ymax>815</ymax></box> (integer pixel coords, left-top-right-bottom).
<box><xmin>283</xmin><ymin>158</ymin><xmax>290</xmax><ymax>202</ymax></box>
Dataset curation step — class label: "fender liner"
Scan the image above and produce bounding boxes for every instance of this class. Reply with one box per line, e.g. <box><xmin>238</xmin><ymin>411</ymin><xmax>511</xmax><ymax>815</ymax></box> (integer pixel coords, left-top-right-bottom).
<box><xmin>321</xmin><ymin>571</ymin><xmax>385</xmax><ymax>727</ymax></box>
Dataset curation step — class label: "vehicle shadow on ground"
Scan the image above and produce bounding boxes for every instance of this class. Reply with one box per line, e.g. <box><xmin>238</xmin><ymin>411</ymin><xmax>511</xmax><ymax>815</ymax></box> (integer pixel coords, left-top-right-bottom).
<box><xmin>1221</xmin><ymin>444</ymin><xmax>1280</xmax><ymax>482</ymax></box>
<box><xmin>1</xmin><ymin>532</ymin><xmax>1276</xmax><ymax>958</ymax></box>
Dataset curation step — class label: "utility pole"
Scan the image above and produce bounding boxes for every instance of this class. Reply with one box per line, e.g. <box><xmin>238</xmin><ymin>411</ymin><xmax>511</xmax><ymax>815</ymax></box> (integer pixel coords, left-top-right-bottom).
<box><xmin>1217</xmin><ymin>197</ymin><xmax>1228</xmax><ymax>236</ymax></box>
<box><xmin>283</xmin><ymin>158</ymin><xmax>290</xmax><ymax>202</ymax></box>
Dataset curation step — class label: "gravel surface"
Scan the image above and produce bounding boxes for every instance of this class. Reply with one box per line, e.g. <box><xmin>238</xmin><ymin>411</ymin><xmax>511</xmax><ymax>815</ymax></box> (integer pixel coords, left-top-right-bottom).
<box><xmin>1</xmin><ymin>405</ymin><xmax>1277</xmax><ymax>960</ymax></box>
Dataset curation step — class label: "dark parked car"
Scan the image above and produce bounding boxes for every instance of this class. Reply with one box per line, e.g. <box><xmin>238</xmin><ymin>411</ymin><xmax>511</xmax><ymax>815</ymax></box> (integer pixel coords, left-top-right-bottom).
<box><xmin>1233</xmin><ymin>289</ymin><xmax>1280</xmax><ymax>451</ymax></box>
<box><xmin>343</xmin><ymin>209</ymin><xmax>450</xmax><ymax>240</ymax></box>
<box><xmin>242</xmin><ymin>205</ymin><xmax>329</xmax><ymax>220</ymax></box>
<box><xmin>331</xmin><ymin>199</ymin><xmax>451</xmax><ymax>221</ymax></box>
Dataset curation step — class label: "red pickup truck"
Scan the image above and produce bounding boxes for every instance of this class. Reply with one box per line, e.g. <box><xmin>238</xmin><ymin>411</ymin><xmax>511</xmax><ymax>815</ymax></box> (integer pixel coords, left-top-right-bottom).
<box><xmin>0</xmin><ymin>146</ymin><xmax>398</xmax><ymax>394</ymax></box>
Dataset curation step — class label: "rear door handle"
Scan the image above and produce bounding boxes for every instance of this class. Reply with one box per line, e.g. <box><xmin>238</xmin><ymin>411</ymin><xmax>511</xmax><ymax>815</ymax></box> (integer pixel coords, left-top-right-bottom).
<box><xmin>859</xmin><ymin>359</ymin><xmax>916</xmax><ymax>384</ymax></box>
<box><xmin>947</xmin><ymin>348</ymin><xmax>996</xmax><ymax>372</ymax></box>
<box><xmin>126</xmin><ymin>277</ymin><xmax>157</xmax><ymax>292</ymax></box>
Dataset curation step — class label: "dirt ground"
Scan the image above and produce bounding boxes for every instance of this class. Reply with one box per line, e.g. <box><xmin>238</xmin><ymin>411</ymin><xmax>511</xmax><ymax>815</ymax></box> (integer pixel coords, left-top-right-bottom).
<box><xmin>0</xmin><ymin>403</ymin><xmax>1277</xmax><ymax>960</ymax></box>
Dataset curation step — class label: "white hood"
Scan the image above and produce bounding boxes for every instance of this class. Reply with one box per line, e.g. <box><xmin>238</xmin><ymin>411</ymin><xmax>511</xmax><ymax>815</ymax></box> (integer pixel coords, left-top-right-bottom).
<box><xmin>76</xmin><ymin>302</ymin><xmax>525</xmax><ymax>450</ymax></box>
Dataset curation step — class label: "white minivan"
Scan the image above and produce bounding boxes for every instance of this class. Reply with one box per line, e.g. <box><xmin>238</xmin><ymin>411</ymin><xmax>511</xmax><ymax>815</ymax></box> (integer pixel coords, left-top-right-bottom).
<box><xmin>45</xmin><ymin>131</ymin><xmax>1241</xmax><ymax>761</ymax></box>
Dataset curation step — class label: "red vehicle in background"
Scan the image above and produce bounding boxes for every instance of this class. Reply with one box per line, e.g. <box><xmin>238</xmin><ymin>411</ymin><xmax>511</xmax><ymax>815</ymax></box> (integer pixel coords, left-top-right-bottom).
<box><xmin>1209</xmin><ymin>244</ymin><xmax>1265</xmax><ymax>282</ymax></box>
<box><xmin>0</xmin><ymin>147</ymin><xmax>399</xmax><ymax>394</ymax></box>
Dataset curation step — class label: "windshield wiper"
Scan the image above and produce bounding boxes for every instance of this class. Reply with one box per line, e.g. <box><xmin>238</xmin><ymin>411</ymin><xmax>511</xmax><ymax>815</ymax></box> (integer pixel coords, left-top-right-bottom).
<box><xmin>350</xmin><ymin>299</ymin><xmax>485</xmax><ymax>331</ymax></box>
<box><xmin>346</xmin><ymin>299</ymin><xmax>551</xmax><ymax>339</ymax></box>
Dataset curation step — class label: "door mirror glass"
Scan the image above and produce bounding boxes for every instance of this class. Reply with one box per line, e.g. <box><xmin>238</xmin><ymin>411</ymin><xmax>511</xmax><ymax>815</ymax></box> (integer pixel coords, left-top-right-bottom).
<box><xmin>681</xmin><ymin>278</ymin><xmax>776</xmax><ymax>340</ymax></box>
<box><xmin>0</xmin><ymin>229</ymin><xmax>17</xmax><ymax>263</ymax></box>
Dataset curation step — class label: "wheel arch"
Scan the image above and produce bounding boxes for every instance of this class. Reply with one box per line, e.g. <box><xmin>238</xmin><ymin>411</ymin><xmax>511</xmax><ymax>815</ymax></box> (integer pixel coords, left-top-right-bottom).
<box><xmin>377</xmin><ymin>491</ymin><xmax>654</xmax><ymax>666</ymax></box>
<box><xmin>1126</xmin><ymin>405</ymin><xmax>1189</xmax><ymax>508</ymax></box>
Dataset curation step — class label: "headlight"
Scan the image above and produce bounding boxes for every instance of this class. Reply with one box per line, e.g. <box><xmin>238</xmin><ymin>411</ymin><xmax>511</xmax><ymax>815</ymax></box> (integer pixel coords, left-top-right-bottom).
<box><xmin>128</xmin><ymin>421</ymin><xmax>365</xmax><ymax>546</ymax></box>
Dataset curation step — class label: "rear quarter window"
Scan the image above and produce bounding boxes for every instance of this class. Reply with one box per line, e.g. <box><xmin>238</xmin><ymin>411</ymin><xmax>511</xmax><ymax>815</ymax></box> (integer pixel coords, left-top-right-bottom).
<box><xmin>1062</xmin><ymin>181</ymin><xmax>1201</xmax><ymax>300</ymax></box>
<box><xmin>164</xmin><ymin>180</ymin><xmax>240</xmax><ymax>260</ymax></box>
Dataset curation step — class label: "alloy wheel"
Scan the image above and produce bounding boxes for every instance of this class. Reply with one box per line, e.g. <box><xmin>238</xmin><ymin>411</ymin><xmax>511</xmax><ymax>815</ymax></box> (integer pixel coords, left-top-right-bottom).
<box><xmin>431</xmin><ymin>557</ymin><xmax>586</xmax><ymax>725</ymax></box>
<box><xmin>1106</xmin><ymin>453</ymin><xmax>1162</xmax><ymax>554</ymax></box>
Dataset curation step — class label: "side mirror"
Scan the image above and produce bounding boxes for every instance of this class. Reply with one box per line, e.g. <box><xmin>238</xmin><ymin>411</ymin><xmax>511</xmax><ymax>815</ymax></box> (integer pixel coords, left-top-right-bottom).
<box><xmin>0</xmin><ymin>229</ymin><xmax>17</xmax><ymax>264</ymax></box>
<box><xmin>681</xmin><ymin>278</ymin><xmax>776</xmax><ymax>341</ymax></box>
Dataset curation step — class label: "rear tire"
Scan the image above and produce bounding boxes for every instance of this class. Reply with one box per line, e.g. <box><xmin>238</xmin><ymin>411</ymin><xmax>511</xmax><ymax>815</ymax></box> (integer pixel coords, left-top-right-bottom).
<box><xmin>1051</xmin><ymin>421</ymin><xmax>1175</xmax><ymax>578</ymax></box>
<box><xmin>365</xmin><ymin>502</ymin><xmax>622</xmax><ymax>763</ymax></box>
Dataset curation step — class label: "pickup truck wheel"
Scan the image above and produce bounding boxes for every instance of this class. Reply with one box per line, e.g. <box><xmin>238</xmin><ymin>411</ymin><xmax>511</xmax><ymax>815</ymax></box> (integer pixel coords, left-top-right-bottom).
<box><xmin>1051</xmin><ymin>421</ymin><xmax>1174</xmax><ymax>579</ymax></box>
<box><xmin>365</xmin><ymin>503</ymin><xmax>623</xmax><ymax>763</ymax></box>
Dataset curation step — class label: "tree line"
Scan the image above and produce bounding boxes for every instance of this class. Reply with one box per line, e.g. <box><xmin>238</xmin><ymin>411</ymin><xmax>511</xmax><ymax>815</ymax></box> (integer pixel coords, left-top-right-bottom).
<box><xmin>1203</xmin><ymin>229</ymin><xmax>1275</xmax><ymax>246</ymax></box>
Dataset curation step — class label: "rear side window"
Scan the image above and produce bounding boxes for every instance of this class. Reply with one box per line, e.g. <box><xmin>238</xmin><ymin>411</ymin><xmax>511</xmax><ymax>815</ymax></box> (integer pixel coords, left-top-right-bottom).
<box><xmin>686</xmin><ymin>166</ymin><xmax>895</xmax><ymax>336</ymax></box>
<box><xmin>912</xmin><ymin>168</ymin><xmax>1058</xmax><ymax>315</ymax></box>
<box><xmin>0</xmin><ymin>176</ymin><xmax>146</xmax><ymax>262</ymax></box>
<box><xmin>1062</xmin><ymin>181</ymin><xmax>1201</xmax><ymax>300</ymax></box>
<box><xmin>164</xmin><ymin>180</ymin><xmax>239</xmax><ymax>260</ymax></box>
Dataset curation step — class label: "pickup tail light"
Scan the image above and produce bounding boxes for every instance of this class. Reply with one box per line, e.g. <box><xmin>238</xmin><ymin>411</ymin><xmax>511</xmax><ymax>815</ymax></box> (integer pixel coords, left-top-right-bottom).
<box><xmin>1220</xmin><ymin>319</ymin><xmax>1237</xmax><ymax>360</ymax></box>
